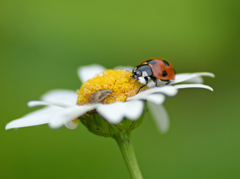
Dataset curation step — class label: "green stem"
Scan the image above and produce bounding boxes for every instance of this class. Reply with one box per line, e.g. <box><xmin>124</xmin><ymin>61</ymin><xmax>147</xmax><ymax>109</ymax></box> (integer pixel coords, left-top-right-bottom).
<box><xmin>114</xmin><ymin>133</ymin><xmax>143</xmax><ymax>179</ymax></box>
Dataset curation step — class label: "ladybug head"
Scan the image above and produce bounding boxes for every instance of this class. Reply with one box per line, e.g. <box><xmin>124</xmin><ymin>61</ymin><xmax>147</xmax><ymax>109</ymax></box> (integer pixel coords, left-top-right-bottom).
<box><xmin>131</xmin><ymin>67</ymin><xmax>142</xmax><ymax>79</ymax></box>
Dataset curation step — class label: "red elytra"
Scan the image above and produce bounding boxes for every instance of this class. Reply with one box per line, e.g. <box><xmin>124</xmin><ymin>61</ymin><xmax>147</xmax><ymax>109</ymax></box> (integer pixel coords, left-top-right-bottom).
<box><xmin>140</xmin><ymin>58</ymin><xmax>175</xmax><ymax>81</ymax></box>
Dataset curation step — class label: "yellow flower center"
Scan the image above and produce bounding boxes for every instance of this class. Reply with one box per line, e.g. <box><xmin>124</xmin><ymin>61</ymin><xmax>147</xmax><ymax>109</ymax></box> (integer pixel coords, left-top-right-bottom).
<box><xmin>77</xmin><ymin>69</ymin><xmax>148</xmax><ymax>105</ymax></box>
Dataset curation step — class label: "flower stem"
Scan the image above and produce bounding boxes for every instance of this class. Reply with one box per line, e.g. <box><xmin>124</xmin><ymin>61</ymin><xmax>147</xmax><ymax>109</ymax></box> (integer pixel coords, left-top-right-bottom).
<box><xmin>114</xmin><ymin>133</ymin><xmax>143</xmax><ymax>179</ymax></box>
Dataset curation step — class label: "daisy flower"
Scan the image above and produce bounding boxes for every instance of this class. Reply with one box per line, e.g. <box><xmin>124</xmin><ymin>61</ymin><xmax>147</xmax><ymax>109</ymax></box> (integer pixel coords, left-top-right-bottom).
<box><xmin>5</xmin><ymin>63</ymin><xmax>214</xmax><ymax>179</ymax></box>
<box><xmin>6</xmin><ymin>64</ymin><xmax>214</xmax><ymax>134</ymax></box>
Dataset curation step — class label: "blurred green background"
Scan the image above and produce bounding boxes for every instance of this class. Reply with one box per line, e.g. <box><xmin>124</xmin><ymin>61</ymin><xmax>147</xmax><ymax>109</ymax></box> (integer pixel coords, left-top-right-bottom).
<box><xmin>1</xmin><ymin>0</ymin><xmax>239</xmax><ymax>178</ymax></box>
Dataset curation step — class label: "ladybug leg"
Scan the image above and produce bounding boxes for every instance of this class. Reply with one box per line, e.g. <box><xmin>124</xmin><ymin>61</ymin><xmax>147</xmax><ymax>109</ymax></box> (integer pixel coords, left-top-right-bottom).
<box><xmin>165</xmin><ymin>80</ymin><xmax>171</xmax><ymax>85</ymax></box>
<box><xmin>151</xmin><ymin>77</ymin><xmax>158</xmax><ymax>87</ymax></box>
<box><xmin>137</xmin><ymin>77</ymin><xmax>148</xmax><ymax>94</ymax></box>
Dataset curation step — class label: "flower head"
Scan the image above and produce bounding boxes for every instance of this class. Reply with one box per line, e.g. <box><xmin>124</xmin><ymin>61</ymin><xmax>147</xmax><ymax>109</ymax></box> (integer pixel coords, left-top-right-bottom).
<box><xmin>6</xmin><ymin>64</ymin><xmax>214</xmax><ymax>135</ymax></box>
<box><xmin>77</xmin><ymin>69</ymin><xmax>147</xmax><ymax>105</ymax></box>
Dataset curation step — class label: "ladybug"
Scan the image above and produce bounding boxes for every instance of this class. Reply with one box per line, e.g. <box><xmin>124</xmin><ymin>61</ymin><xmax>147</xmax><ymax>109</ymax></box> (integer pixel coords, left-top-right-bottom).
<box><xmin>131</xmin><ymin>58</ymin><xmax>175</xmax><ymax>93</ymax></box>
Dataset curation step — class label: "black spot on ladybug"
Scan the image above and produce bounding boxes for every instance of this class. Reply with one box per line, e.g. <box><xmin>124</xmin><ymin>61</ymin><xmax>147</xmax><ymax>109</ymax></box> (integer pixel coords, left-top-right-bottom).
<box><xmin>162</xmin><ymin>60</ymin><xmax>169</xmax><ymax>66</ymax></box>
<box><xmin>146</xmin><ymin>60</ymin><xmax>156</xmax><ymax>65</ymax></box>
<box><xmin>162</xmin><ymin>70</ymin><xmax>168</xmax><ymax>77</ymax></box>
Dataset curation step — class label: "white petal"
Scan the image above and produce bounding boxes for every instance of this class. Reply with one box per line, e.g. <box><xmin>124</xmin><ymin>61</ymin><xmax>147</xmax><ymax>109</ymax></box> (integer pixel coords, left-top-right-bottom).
<box><xmin>64</xmin><ymin>120</ymin><xmax>79</xmax><ymax>130</ymax></box>
<box><xmin>28</xmin><ymin>100</ymin><xmax>74</xmax><ymax>108</ymax></box>
<box><xmin>5</xmin><ymin>106</ymin><xmax>62</xmax><ymax>129</ymax></box>
<box><xmin>174</xmin><ymin>84</ymin><xmax>213</xmax><ymax>91</ymax></box>
<box><xmin>172</xmin><ymin>72</ymin><xmax>215</xmax><ymax>84</ymax></box>
<box><xmin>181</xmin><ymin>76</ymin><xmax>203</xmax><ymax>83</ymax></box>
<box><xmin>124</xmin><ymin>100</ymin><xmax>144</xmax><ymax>120</ymax></box>
<box><xmin>145</xmin><ymin>94</ymin><xmax>166</xmax><ymax>105</ymax></box>
<box><xmin>41</xmin><ymin>90</ymin><xmax>78</xmax><ymax>104</ymax></box>
<box><xmin>96</xmin><ymin>101</ymin><xmax>144</xmax><ymax>124</ymax></box>
<box><xmin>148</xmin><ymin>103</ymin><xmax>170</xmax><ymax>133</ymax></box>
<box><xmin>96</xmin><ymin>103</ymin><xmax>124</xmax><ymax>124</ymax></box>
<box><xmin>128</xmin><ymin>93</ymin><xmax>166</xmax><ymax>105</ymax></box>
<box><xmin>128</xmin><ymin>86</ymin><xmax>178</xmax><ymax>101</ymax></box>
<box><xmin>77</xmin><ymin>64</ymin><xmax>106</xmax><ymax>83</ymax></box>
<box><xmin>49</xmin><ymin>105</ymin><xmax>97</xmax><ymax>129</ymax></box>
